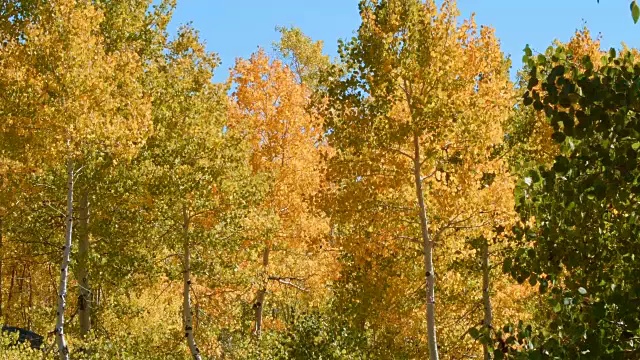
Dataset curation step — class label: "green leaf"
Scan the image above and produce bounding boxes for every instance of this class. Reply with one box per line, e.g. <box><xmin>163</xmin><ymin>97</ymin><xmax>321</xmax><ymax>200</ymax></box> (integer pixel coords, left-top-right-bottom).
<box><xmin>523</xmin><ymin>95</ymin><xmax>533</xmax><ymax>106</ymax></box>
<box><xmin>502</xmin><ymin>257</ymin><xmax>513</xmax><ymax>273</ymax></box>
<box><xmin>533</xmin><ymin>100</ymin><xmax>544</xmax><ymax>111</ymax></box>
<box><xmin>551</xmin><ymin>131</ymin><xmax>566</xmax><ymax>143</ymax></box>
<box><xmin>552</xmin><ymin>155</ymin><xmax>570</xmax><ymax>173</ymax></box>
<box><xmin>469</xmin><ymin>327</ymin><xmax>480</xmax><ymax>339</ymax></box>
<box><xmin>632</xmin><ymin>1</ymin><xmax>640</xmax><ymax>23</ymax></box>
<box><xmin>537</xmin><ymin>54</ymin><xmax>547</xmax><ymax>65</ymax></box>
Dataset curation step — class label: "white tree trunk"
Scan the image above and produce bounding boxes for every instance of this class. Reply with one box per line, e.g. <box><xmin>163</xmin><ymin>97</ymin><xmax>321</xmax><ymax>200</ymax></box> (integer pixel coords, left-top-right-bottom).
<box><xmin>481</xmin><ymin>237</ymin><xmax>494</xmax><ymax>360</ymax></box>
<box><xmin>77</xmin><ymin>190</ymin><xmax>91</xmax><ymax>337</ymax></box>
<box><xmin>182</xmin><ymin>206</ymin><xmax>202</xmax><ymax>360</ymax></box>
<box><xmin>254</xmin><ymin>246</ymin><xmax>270</xmax><ymax>338</ymax></box>
<box><xmin>412</xmin><ymin>134</ymin><xmax>439</xmax><ymax>360</ymax></box>
<box><xmin>56</xmin><ymin>158</ymin><xmax>74</xmax><ymax>360</ymax></box>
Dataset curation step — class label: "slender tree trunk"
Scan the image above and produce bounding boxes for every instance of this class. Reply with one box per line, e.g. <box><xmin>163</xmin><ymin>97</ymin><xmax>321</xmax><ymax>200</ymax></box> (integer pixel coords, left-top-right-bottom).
<box><xmin>56</xmin><ymin>158</ymin><xmax>74</xmax><ymax>360</ymax></box>
<box><xmin>77</xmin><ymin>190</ymin><xmax>91</xmax><ymax>337</ymax></box>
<box><xmin>182</xmin><ymin>206</ymin><xmax>202</xmax><ymax>360</ymax></box>
<box><xmin>28</xmin><ymin>269</ymin><xmax>33</xmax><ymax>330</ymax></box>
<box><xmin>481</xmin><ymin>237</ymin><xmax>494</xmax><ymax>360</ymax></box>
<box><xmin>19</xmin><ymin>265</ymin><xmax>25</xmax><ymax>325</ymax></box>
<box><xmin>92</xmin><ymin>285</ymin><xmax>101</xmax><ymax>330</ymax></box>
<box><xmin>254</xmin><ymin>246</ymin><xmax>270</xmax><ymax>338</ymax></box>
<box><xmin>412</xmin><ymin>134</ymin><xmax>439</xmax><ymax>360</ymax></box>
<box><xmin>7</xmin><ymin>266</ymin><xmax>15</xmax><ymax>324</ymax></box>
<box><xmin>0</xmin><ymin>218</ymin><xmax>3</xmax><ymax>321</ymax></box>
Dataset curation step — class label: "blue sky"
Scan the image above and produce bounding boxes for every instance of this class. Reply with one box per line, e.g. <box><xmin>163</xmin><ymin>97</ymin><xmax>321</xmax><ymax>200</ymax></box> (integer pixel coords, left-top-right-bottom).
<box><xmin>167</xmin><ymin>1</ymin><xmax>640</xmax><ymax>82</ymax></box>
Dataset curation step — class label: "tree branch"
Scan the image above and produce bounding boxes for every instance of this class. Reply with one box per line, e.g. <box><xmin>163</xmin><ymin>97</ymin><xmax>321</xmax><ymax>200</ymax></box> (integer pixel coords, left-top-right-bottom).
<box><xmin>383</xmin><ymin>146</ymin><xmax>414</xmax><ymax>161</ymax></box>
<box><xmin>268</xmin><ymin>276</ymin><xmax>309</xmax><ymax>292</ymax></box>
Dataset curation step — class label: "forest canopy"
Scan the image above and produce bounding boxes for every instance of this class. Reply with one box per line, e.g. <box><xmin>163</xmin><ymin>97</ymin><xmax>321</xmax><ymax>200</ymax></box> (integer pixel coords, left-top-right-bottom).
<box><xmin>0</xmin><ymin>1</ymin><xmax>638</xmax><ymax>359</ymax></box>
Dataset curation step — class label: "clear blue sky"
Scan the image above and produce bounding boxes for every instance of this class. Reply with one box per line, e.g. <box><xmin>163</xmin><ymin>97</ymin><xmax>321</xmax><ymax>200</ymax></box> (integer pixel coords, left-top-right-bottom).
<box><xmin>167</xmin><ymin>1</ymin><xmax>640</xmax><ymax>82</ymax></box>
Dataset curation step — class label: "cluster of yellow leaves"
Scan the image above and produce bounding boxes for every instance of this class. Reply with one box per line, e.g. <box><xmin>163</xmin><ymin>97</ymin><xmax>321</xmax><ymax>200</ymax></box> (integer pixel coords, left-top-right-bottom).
<box><xmin>321</xmin><ymin>0</ymin><xmax>536</xmax><ymax>357</ymax></box>
<box><xmin>228</xmin><ymin>50</ymin><xmax>336</xmax><ymax>331</ymax></box>
<box><xmin>565</xmin><ymin>27</ymin><xmax>605</xmax><ymax>70</ymax></box>
<box><xmin>1</xmin><ymin>1</ymin><xmax>612</xmax><ymax>359</ymax></box>
<box><xmin>0</xmin><ymin>0</ymin><xmax>152</xmax><ymax>163</ymax></box>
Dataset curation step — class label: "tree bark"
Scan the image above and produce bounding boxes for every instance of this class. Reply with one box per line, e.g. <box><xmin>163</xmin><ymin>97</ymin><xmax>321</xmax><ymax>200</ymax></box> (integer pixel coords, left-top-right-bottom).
<box><xmin>182</xmin><ymin>205</ymin><xmax>202</xmax><ymax>360</ymax></box>
<box><xmin>77</xmin><ymin>190</ymin><xmax>91</xmax><ymax>337</ymax></box>
<box><xmin>412</xmin><ymin>134</ymin><xmax>439</xmax><ymax>360</ymax></box>
<box><xmin>6</xmin><ymin>267</ymin><xmax>15</xmax><ymax>324</ymax></box>
<box><xmin>254</xmin><ymin>246</ymin><xmax>270</xmax><ymax>338</ymax></box>
<box><xmin>19</xmin><ymin>265</ymin><xmax>25</xmax><ymax>325</ymax></box>
<box><xmin>28</xmin><ymin>269</ymin><xmax>33</xmax><ymax>330</ymax></box>
<box><xmin>481</xmin><ymin>237</ymin><xmax>494</xmax><ymax>360</ymax></box>
<box><xmin>56</xmin><ymin>158</ymin><xmax>74</xmax><ymax>360</ymax></box>
<box><xmin>92</xmin><ymin>285</ymin><xmax>101</xmax><ymax>330</ymax></box>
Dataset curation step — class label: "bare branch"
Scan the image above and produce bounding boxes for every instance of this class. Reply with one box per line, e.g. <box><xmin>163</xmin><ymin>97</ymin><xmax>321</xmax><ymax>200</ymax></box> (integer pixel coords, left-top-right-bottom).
<box><xmin>73</xmin><ymin>165</ymin><xmax>85</xmax><ymax>179</ymax></box>
<box><xmin>383</xmin><ymin>146</ymin><xmax>414</xmax><ymax>160</ymax></box>
<box><xmin>268</xmin><ymin>276</ymin><xmax>309</xmax><ymax>292</ymax></box>
<box><xmin>42</xmin><ymin>201</ymin><xmax>66</xmax><ymax>217</ymax></box>
<box><xmin>421</xmin><ymin>168</ymin><xmax>437</xmax><ymax>183</ymax></box>
<box><xmin>394</xmin><ymin>235</ymin><xmax>421</xmax><ymax>244</ymax></box>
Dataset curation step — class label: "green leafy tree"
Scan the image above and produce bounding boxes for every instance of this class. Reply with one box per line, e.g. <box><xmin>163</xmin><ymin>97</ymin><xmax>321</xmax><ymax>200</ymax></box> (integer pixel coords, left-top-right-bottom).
<box><xmin>273</xmin><ymin>26</ymin><xmax>331</xmax><ymax>89</ymax></box>
<box><xmin>71</xmin><ymin>0</ymin><xmax>176</xmax><ymax>338</ymax></box>
<box><xmin>139</xmin><ymin>25</ymin><xmax>264</xmax><ymax>358</ymax></box>
<box><xmin>503</xmin><ymin>38</ymin><xmax>640</xmax><ymax>359</ymax></box>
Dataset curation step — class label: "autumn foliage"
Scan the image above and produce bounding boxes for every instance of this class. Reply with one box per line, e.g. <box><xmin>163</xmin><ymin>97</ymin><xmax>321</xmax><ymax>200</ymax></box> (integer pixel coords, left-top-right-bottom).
<box><xmin>0</xmin><ymin>0</ymin><xmax>637</xmax><ymax>359</ymax></box>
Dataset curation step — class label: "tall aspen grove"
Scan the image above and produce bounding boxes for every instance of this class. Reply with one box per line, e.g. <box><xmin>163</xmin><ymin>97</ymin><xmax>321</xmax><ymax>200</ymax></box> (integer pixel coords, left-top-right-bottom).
<box><xmin>0</xmin><ymin>0</ymin><xmax>639</xmax><ymax>359</ymax></box>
